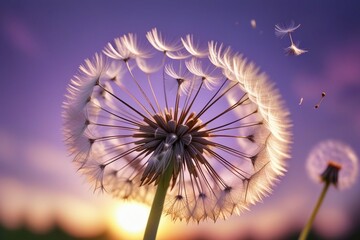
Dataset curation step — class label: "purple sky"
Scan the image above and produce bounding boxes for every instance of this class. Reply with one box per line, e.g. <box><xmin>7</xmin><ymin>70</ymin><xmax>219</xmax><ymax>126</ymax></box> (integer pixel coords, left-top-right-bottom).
<box><xmin>1</xmin><ymin>0</ymin><xmax>360</xmax><ymax>239</ymax></box>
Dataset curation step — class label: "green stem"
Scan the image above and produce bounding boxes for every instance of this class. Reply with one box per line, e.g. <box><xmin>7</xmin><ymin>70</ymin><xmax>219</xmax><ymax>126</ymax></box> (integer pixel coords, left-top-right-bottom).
<box><xmin>143</xmin><ymin>161</ymin><xmax>174</xmax><ymax>240</ymax></box>
<box><xmin>299</xmin><ymin>181</ymin><xmax>331</xmax><ymax>240</ymax></box>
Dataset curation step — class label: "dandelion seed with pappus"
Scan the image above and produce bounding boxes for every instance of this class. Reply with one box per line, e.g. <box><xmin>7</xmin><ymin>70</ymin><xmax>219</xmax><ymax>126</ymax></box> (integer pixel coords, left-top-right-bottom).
<box><xmin>275</xmin><ymin>21</ymin><xmax>307</xmax><ymax>56</ymax></box>
<box><xmin>63</xmin><ymin>28</ymin><xmax>292</xmax><ymax>240</ymax></box>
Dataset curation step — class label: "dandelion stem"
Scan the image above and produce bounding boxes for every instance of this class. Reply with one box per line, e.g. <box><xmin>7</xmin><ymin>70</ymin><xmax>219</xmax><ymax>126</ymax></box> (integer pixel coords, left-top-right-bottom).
<box><xmin>288</xmin><ymin>32</ymin><xmax>294</xmax><ymax>45</ymax></box>
<box><xmin>299</xmin><ymin>181</ymin><xmax>331</xmax><ymax>240</ymax></box>
<box><xmin>143</xmin><ymin>159</ymin><xmax>174</xmax><ymax>240</ymax></box>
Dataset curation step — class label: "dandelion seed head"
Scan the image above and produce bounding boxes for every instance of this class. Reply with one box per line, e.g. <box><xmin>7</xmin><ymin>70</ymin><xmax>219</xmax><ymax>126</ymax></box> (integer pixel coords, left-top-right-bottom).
<box><xmin>306</xmin><ymin>139</ymin><xmax>358</xmax><ymax>189</ymax></box>
<box><xmin>63</xmin><ymin>28</ymin><xmax>292</xmax><ymax>222</ymax></box>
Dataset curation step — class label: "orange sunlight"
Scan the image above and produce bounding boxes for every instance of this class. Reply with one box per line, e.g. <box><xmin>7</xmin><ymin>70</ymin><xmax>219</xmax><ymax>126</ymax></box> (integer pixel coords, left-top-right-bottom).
<box><xmin>109</xmin><ymin>202</ymin><xmax>150</xmax><ymax>239</ymax></box>
<box><xmin>107</xmin><ymin>201</ymin><xmax>175</xmax><ymax>240</ymax></box>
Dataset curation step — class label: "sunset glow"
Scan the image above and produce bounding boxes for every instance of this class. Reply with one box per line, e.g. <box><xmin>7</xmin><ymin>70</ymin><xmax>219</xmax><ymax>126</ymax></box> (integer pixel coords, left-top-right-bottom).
<box><xmin>113</xmin><ymin>202</ymin><xmax>150</xmax><ymax>235</ymax></box>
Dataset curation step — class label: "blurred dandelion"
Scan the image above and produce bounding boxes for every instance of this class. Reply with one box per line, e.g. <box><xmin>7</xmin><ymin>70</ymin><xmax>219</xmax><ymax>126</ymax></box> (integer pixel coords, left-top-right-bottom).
<box><xmin>275</xmin><ymin>21</ymin><xmax>307</xmax><ymax>56</ymax></box>
<box><xmin>63</xmin><ymin>28</ymin><xmax>292</xmax><ymax>240</ymax></box>
<box><xmin>250</xmin><ymin>19</ymin><xmax>257</xmax><ymax>29</ymax></box>
<box><xmin>306</xmin><ymin>139</ymin><xmax>358</xmax><ymax>189</ymax></box>
<box><xmin>300</xmin><ymin>140</ymin><xmax>358</xmax><ymax>240</ymax></box>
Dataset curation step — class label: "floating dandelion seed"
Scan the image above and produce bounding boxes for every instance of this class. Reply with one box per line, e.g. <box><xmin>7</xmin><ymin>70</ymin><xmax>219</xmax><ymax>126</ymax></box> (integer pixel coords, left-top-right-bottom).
<box><xmin>250</xmin><ymin>19</ymin><xmax>257</xmax><ymax>29</ymax></box>
<box><xmin>63</xmin><ymin>28</ymin><xmax>292</xmax><ymax>239</ymax></box>
<box><xmin>314</xmin><ymin>92</ymin><xmax>326</xmax><ymax>109</ymax></box>
<box><xmin>300</xmin><ymin>140</ymin><xmax>358</xmax><ymax>240</ymax></box>
<box><xmin>299</xmin><ymin>97</ymin><xmax>304</xmax><ymax>105</ymax></box>
<box><xmin>275</xmin><ymin>21</ymin><xmax>307</xmax><ymax>56</ymax></box>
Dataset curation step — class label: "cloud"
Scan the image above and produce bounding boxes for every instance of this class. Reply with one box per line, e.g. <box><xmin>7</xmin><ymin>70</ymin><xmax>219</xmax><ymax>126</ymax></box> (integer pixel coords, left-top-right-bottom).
<box><xmin>0</xmin><ymin>128</ymin><xmax>85</xmax><ymax>196</ymax></box>
<box><xmin>0</xmin><ymin>12</ymin><xmax>41</xmax><ymax>57</ymax></box>
<box><xmin>0</xmin><ymin>128</ymin><xmax>110</xmax><ymax>237</ymax></box>
<box><xmin>0</xmin><ymin>177</ymin><xmax>107</xmax><ymax>237</ymax></box>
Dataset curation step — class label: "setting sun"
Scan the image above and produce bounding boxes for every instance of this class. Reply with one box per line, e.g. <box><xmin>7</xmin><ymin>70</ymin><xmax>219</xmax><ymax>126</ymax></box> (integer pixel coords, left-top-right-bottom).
<box><xmin>114</xmin><ymin>202</ymin><xmax>150</xmax><ymax>235</ymax></box>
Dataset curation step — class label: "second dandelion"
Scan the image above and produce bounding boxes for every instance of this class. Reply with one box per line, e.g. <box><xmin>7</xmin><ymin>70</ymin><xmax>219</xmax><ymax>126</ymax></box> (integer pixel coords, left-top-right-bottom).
<box><xmin>299</xmin><ymin>139</ymin><xmax>358</xmax><ymax>240</ymax></box>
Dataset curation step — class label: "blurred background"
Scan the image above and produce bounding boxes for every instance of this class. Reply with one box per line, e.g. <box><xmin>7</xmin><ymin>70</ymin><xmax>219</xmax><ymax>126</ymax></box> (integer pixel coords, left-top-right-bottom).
<box><xmin>1</xmin><ymin>0</ymin><xmax>360</xmax><ymax>239</ymax></box>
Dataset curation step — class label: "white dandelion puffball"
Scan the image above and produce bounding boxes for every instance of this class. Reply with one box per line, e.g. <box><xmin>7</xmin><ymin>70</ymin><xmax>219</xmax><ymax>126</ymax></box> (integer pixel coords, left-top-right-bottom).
<box><xmin>306</xmin><ymin>140</ymin><xmax>358</xmax><ymax>189</ymax></box>
<box><xmin>63</xmin><ymin>28</ymin><xmax>292</xmax><ymax>222</ymax></box>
